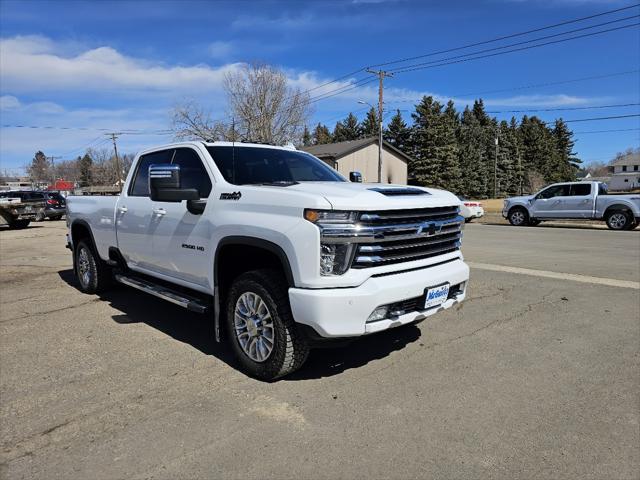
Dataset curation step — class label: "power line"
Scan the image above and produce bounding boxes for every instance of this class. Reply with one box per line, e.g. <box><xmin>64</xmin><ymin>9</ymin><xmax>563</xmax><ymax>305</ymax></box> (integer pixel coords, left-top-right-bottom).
<box><xmin>389</xmin><ymin>22</ymin><xmax>640</xmax><ymax>75</ymax></box>
<box><xmin>573</xmin><ymin>127</ymin><xmax>640</xmax><ymax>133</ymax></box>
<box><xmin>563</xmin><ymin>113</ymin><xmax>640</xmax><ymax>122</ymax></box>
<box><xmin>388</xmin><ymin>14</ymin><xmax>639</xmax><ymax>74</ymax></box>
<box><xmin>308</xmin><ymin>77</ymin><xmax>378</xmax><ymax>104</ymax></box>
<box><xmin>368</xmin><ymin>3</ymin><xmax>640</xmax><ymax>69</ymax></box>
<box><xmin>486</xmin><ymin>102</ymin><xmax>640</xmax><ymax>114</ymax></box>
<box><xmin>1</xmin><ymin>124</ymin><xmax>173</xmax><ymax>133</ymax></box>
<box><xmin>449</xmin><ymin>70</ymin><xmax>640</xmax><ymax>98</ymax></box>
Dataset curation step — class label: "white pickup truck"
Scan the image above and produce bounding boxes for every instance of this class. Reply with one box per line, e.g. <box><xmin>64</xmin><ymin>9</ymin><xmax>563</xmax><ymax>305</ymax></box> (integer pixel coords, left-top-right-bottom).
<box><xmin>66</xmin><ymin>142</ymin><xmax>469</xmax><ymax>379</ymax></box>
<box><xmin>503</xmin><ymin>181</ymin><xmax>640</xmax><ymax>230</ymax></box>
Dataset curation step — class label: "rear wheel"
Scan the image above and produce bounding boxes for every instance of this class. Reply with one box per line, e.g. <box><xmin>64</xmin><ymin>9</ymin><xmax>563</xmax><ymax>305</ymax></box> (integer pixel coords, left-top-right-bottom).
<box><xmin>605</xmin><ymin>210</ymin><xmax>631</xmax><ymax>231</ymax></box>
<box><xmin>225</xmin><ymin>269</ymin><xmax>309</xmax><ymax>381</ymax></box>
<box><xmin>508</xmin><ymin>207</ymin><xmax>528</xmax><ymax>226</ymax></box>
<box><xmin>74</xmin><ymin>240</ymin><xmax>112</xmax><ymax>293</ymax></box>
<box><xmin>9</xmin><ymin>219</ymin><xmax>30</xmax><ymax>229</ymax></box>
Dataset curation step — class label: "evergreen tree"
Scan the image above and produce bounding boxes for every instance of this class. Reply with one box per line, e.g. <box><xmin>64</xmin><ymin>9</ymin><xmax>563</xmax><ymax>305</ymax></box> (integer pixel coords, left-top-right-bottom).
<box><xmin>458</xmin><ymin>107</ymin><xmax>490</xmax><ymax>197</ymax></box>
<box><xmin>79</xmin><ymin>152</ymin><xmax>94</xmax><ymax>187</ymax></box>
<box><xmin>312</xmin><ymin>123</ymin><xmax>332</xmax><ymax>145</ymax></box>
<box><xmin>519</xmin><ymin>115</ymin><xmax>556</xmax><ymax>189</ymax></box>
<box><xmin>409</xmin><ymin>96</ymin><xmax>461</xmax><ymax>190</ymax></box>
<box><xmin>384</xmin><ymin>110</ymin><xmax>412</xmax><ymax>152</ymax></box>
<box><xmin>551</xmin><ymin>119</ymin><xmax>581</xmax><ymax>181</ymax></box>
<box><xmin>301</xmin><ymin>126</ymin><xmax>312</xmax><ymax>147</ymax></box>
<box><xmin>28</xmin><ymin>151</ymin><xmax>50</xmax><ymax>183</ymax></box>
<box><xmin>360</xmin><ymin>108</ymin><xmax>379</xmax><ymax>138</ymax></box>
<box><xmin>333</xmin><ymin>113</ymin><xmax>361</xmax><ymax>142</ymax></box>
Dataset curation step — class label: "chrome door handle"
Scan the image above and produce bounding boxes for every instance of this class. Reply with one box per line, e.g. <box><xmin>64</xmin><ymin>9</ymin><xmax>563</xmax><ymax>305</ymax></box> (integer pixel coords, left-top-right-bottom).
<box><xmin>153</xmin><ymin>208</ymin><xmax>166</xmax><ymax>216</ymax></box>
<box><xmin>118</xmin><ymin>206</ymin><xmax>128</xmax><ymax>213</ymax></box>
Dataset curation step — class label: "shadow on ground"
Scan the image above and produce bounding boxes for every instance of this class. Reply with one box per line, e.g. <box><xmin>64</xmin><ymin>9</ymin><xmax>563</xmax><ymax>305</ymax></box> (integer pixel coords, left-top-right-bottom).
<box><xmin>58</xmin><ymin>268</ymin><xmax>421</xmax><ymax>381</ymax></box>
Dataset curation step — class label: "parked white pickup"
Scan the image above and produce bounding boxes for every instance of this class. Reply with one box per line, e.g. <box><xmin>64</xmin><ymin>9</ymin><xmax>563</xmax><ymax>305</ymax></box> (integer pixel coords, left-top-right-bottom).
<box><xmin>502</xmin><ymin>181</ymin><xmax>640</xmax><ymax>230</ymax></box>
<box><xmin>66</xmin><ymin>141</ymin><xmax>469</xmax><ymax>379</ymax></box>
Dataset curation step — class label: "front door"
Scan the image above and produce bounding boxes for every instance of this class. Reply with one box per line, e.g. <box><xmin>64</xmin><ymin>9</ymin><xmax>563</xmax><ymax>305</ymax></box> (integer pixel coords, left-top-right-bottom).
<box><xmin>530</xmin><ymin>184</ymin><xmax>570</xmax><ymax>218</ymax></box>
<box><xmin>150</xmin><ymin>147</ymin><xmax>214</xmax><ymax>289</ymax></box>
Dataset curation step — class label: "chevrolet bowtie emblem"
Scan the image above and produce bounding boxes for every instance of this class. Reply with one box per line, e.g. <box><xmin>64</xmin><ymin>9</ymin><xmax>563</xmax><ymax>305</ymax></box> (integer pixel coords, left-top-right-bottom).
<box><xmin>417</xmin><ymin>222</ymin><xmax>442</xmax><ymax>236</ymax></box>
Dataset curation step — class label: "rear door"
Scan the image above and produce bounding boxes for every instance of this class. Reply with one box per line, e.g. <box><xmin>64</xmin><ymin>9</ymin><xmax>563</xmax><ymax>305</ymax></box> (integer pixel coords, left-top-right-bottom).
<box><xmin>530</xmin><ymin>184</ymin><xmax>570</xmax><ymax>218</ymax></box>
<box><xmin>563</xmin><ymin>183</ymin><xmax>593</xmax><ymax>218</ymax></box>
<box><xmin>116</xmin><ymin>149</ymin><xmax>173</xmax><ymax>270</ymax></box>
<box><xmin>150</xmin><ymin>146</ymin><xmax>214</xmax><ymax>288</ymax></box>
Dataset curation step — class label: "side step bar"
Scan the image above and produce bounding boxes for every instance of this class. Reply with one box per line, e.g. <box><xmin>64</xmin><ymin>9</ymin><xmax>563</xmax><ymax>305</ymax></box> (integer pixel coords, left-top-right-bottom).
<box><xmin>114</xmin><ymin>274</ymin><xmax>209</xmax><ymax>314</ymax></box>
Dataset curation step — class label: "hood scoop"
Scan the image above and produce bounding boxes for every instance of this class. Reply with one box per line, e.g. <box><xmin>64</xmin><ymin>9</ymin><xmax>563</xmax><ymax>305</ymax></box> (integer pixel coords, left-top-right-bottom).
<box><xmin>368</xmin><ymin>187</ymin><xmax>430</xmax><ymax>196</ymax></box>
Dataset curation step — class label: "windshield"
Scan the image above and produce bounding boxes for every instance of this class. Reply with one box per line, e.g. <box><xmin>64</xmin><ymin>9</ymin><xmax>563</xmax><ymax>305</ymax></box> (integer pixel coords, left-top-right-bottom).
<box><xmin>206</xmin><ymin>146</ymin><xmax>345</xmax><ymax>185</ymax></box>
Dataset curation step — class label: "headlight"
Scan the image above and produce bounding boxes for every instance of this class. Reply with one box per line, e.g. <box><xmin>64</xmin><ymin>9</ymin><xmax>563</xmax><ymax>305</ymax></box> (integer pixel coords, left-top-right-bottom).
<box><xmin>304</xmin><ymin>209</ymin><xmax>358</xmax><ymax>224</ymax></box>
<box><xmin>305</xmin><ymin>209</ymin><xmax>358</xmax><ymax>276</ymax></box>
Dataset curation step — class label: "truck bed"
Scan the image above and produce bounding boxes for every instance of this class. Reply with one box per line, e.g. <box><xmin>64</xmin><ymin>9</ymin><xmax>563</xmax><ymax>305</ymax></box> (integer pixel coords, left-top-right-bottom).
<box><xmin>66</xmin><ymin>195</ymin><xmax>119</xmax><ymax>260</ymax></box>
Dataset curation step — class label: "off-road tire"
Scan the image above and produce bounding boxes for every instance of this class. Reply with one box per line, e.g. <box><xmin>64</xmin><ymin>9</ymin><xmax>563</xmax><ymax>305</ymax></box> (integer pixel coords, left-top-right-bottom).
<box><xmin>605</xmin><ymin>210</ymin><xmax>631</xmax><ymax>231</ymax></box>
<box><xmin>508</xmin><ymin>207</ymin><xmax>529</xmax><ymax>226</ymax></box>
<box><xmin>9</xmin><ymin>219</ymin><xmax>30</xmax><ymax>229</ymax></box>
<box><xmin>225</xmin><ymin>269</ymin><xmax>309</xmax><ymax>381</ymax></box>
<box><xmin>74</xmin><ymin>240</ymin><xmax>112</xmax><ymax>294</ymax></box>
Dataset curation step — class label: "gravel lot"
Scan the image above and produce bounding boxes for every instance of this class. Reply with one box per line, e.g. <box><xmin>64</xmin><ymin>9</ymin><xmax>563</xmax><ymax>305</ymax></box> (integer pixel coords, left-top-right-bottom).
<box><xmin>1</xmin><ymin>221</ymin><xmax>638</xmax><ymax>479</ymax></box>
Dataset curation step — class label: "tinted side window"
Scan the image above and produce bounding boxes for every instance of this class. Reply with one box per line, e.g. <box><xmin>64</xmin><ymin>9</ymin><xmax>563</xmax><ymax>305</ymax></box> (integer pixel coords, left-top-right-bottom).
<box><xmin>130</xmin><ymin>150</ymin><xmax>173</xmax><ymax>196</ymax></box>
<box><xmin>570</xmin><ymin>184</ymin><xmax>591</xmax><ymax>196</ymax></box>
<box><xmin>538</xmin><ymin>185</ymin><xmax>569</xmax><ymax>199</ymax></box>
<box><xmin>171</xmin><ymin>148</ymin><xmax>212</xmax><ymax>198</ymax></box>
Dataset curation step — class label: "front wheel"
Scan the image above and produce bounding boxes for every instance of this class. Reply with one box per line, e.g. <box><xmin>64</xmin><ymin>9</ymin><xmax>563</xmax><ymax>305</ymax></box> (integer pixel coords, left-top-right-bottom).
<box><xmin>508</xmin><ymin>208</ymin><xmax>528</xmax><ymax>226</ymax></box>
<box><xmin>225</xmin><ymin>269</ymin><xmax>309</xmax><ymax>381</ymax></box>
<box><xmin>605</xmin><ymin>210</ymin><xmax>631</xmax><ymax>231</ymax></box>
<box><xmin>74</xmin><ymin>240</ymin><xmax>112</xmax><ymax>293</ymax></box>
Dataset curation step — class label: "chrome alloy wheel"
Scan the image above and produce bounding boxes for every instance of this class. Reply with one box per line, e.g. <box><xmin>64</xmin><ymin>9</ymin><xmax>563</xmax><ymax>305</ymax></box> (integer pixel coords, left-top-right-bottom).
<box><xmin>609</xmin><ymin>212</ymin><xmax>627</xmax><ymax>229</ymax></box>
<box><xmin>77</xmin><ymin>247</ymin><xmax>91</xmax><ymax>287</ymax></box>
<box><xmin>234</xmin><ymin>292</ymin><xmax>275</xmax><ymax>363</ymax></box>
<box><xmin>511</xmin><ymin>210</ymin><xmax>525</xmax><ymax>226</ymax></box>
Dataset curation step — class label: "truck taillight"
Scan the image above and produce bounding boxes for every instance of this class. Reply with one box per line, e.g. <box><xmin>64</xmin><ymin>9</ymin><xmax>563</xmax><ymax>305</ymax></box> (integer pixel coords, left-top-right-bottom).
<box><xmin>46</xmin><ymin>199</ymin><xmax>56</xmax><ymax>205</ymax></box>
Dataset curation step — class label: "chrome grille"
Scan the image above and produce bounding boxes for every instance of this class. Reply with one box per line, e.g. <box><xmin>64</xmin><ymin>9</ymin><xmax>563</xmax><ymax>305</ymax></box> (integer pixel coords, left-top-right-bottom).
<box><xmin>351</xmin><ymin>207</ymin><xmax>463</xmax><ymax>268</ymax></box>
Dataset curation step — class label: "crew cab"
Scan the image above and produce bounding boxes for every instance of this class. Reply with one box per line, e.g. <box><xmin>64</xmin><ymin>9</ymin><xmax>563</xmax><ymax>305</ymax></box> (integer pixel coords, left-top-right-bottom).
<box><xmin>503</xmin><ymin>181</ymin><xmax>640</xmax><ymax>230</ymax></box>
<box><xmin>66</xmin><ymin>142</ymin><xmax>469</xmax><ymax>379</ymax></box>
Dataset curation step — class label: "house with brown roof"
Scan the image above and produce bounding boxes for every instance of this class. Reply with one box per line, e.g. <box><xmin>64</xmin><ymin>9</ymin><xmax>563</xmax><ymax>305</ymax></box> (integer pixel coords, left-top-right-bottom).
<box><xmin>301</xmin><ymin>137</ymin><xmax>411</xmax><ymax>184</ymax></box>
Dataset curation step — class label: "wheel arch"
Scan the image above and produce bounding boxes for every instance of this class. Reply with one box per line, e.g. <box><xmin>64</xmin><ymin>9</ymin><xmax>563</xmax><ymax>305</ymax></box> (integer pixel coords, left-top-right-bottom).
<box><xmin>213</xmin><ymin>236</ymin><xmax>296</xmax><ymax>342</ymax></box>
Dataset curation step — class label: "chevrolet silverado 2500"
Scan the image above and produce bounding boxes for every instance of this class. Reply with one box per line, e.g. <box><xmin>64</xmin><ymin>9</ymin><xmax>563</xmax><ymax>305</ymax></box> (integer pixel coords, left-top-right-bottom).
<box><xmin>503</xmin><ymin>181</ymin><xmax>640</xmax><ymax>230</ymax></box>
<box><xmin>66</xmin><ymin>142</ymin><xmax>469</xmax><ymax>379</ymax></box>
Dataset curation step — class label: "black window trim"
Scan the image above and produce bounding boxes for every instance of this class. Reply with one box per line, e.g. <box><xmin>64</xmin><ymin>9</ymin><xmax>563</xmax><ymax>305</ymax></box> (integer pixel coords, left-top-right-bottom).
<box><xmin>127</xmin><ymin>146</ymin><xmax>214</xmax><ymax>198</ymax></box>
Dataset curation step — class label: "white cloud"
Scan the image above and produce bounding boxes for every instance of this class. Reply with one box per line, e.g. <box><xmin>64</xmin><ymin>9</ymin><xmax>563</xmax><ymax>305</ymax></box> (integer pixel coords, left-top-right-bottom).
<box><xmin>0</xmin><ymin>95</ymin><xmax>21</xmax><ymax>110</ymax></box>
<box><xmin>0</xmin><ymin>35</ymin><xmax>242</xmax><ymax>94</ymax></box>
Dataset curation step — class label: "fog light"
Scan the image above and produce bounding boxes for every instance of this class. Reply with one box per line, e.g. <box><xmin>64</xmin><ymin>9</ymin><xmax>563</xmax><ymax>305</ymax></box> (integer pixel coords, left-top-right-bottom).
<box><xmin>320</xmin><ymin>243</ymin><xmax>354</xmax><ymax>276</ymax></box>
<box><xmin>367</xmin><ymin>306</ymin><xmax>389</xmax><ymax>323</ymax></box>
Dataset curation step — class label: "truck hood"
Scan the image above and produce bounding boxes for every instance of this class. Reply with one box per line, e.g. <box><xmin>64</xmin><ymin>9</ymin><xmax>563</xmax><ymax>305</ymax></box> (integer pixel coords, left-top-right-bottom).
<box><xmin>279</xmin><ymin>182</ymin><xmax>461</xmax><ymax>210</ymax></box>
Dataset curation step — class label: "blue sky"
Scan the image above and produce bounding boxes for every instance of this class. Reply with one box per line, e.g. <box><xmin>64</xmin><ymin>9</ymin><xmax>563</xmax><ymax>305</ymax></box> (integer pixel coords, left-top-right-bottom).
<box><xmin>0</xmin><ymin>0</ymin><xmax>638</xmax><ymax>174</ymax></box>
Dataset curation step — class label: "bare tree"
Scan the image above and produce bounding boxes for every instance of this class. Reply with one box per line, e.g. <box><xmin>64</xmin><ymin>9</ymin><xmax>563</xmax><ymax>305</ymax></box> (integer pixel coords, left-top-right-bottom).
<box><xmin>224</xmin><ymin>63</ymin><xmax>312</xmax><ymax>144</ymax></box>
<box><xmin>171</xmin><ymin>100</ymin><xmax>228</xmax><ymax>141</ymax></box>
<box><xmin>170</xmin><ymin>63</ymin><xmax>312</xmax><ymax>145</ymax></box>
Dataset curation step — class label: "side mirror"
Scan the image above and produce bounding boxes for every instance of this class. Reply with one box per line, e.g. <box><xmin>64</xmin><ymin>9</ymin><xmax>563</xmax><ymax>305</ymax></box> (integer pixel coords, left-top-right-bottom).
<box><xmin>149</xmin><ymin>164</ymin><xmax>199</xmax><ymax>202</ymax></box>
<box><xmin>349</xmin><ymin>171</ymin><xmax>363</xmax><ymax>183</ymax></box>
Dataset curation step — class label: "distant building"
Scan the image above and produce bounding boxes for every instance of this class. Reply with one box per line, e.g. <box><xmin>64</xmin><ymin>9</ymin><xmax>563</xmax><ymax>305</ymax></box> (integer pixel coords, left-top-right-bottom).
<box><xmin>608</xmin><ymin>152</ymin><xmax>640</xmax><ymax>191</ymax></box>
<box><xmin>302</xmin><ymin>137</ymin><xmax>411</xmax><ymax>184</ymax></box>
<box><xmin>0</xmin><ymin>176</ymin><xmax>32</xmax><ymax>191</ymax></box>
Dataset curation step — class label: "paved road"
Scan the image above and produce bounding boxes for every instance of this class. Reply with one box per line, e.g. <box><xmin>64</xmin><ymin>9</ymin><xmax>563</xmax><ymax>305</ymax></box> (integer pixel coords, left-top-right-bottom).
<box><xmin>1</xmin><ymin>222</ymin><xmax>638</xmax><ymax>479</ymax></box>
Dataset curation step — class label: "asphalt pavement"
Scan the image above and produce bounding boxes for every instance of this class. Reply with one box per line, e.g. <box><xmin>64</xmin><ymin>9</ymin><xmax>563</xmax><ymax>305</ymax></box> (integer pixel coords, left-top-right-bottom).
<box><xmin>1</xmin><ymin>221</ymin><xmax>638</xmax><ymax>479</ymax></box>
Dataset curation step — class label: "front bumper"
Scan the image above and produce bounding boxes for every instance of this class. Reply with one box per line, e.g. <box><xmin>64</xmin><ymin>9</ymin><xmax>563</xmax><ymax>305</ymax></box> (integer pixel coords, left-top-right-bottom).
<box><xmin>289</xmin><ymin>258</ymin><xmax>469</xmax><ymax>337</ymax></box>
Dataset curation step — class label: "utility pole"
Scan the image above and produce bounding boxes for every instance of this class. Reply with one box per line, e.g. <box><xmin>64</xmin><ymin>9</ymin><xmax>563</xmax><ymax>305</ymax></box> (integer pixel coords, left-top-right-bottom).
<box><xmin>47</xmin><ymin>156</ymin><xmax>61</xmax><ymax>185</ymax></box>
<box><xmin>108</xmin><ymin>133</ymin><xmax>123</xmax><ymax>189</ymax></box>
<box><xmin>366</xmin><ymin>69</ymin><xmax>393</xmax><ymax>183</ymax></box>
<box><xmin>494</xmin><ymin>129</ymin><xmax>499</xmax><ymax>198</ymax></box>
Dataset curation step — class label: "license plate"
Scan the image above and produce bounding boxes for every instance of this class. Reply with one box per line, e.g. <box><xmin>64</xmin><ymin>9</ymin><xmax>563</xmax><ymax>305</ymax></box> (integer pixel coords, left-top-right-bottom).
<box><xmin>423</xmin><ymin>283</ymin><xmax>450</xmax><ymax>309</ymax></box>
<box><xmin>25</xmin><ymin>206</ymin><xmax>32</xmax><ymax>212</ymax></box>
